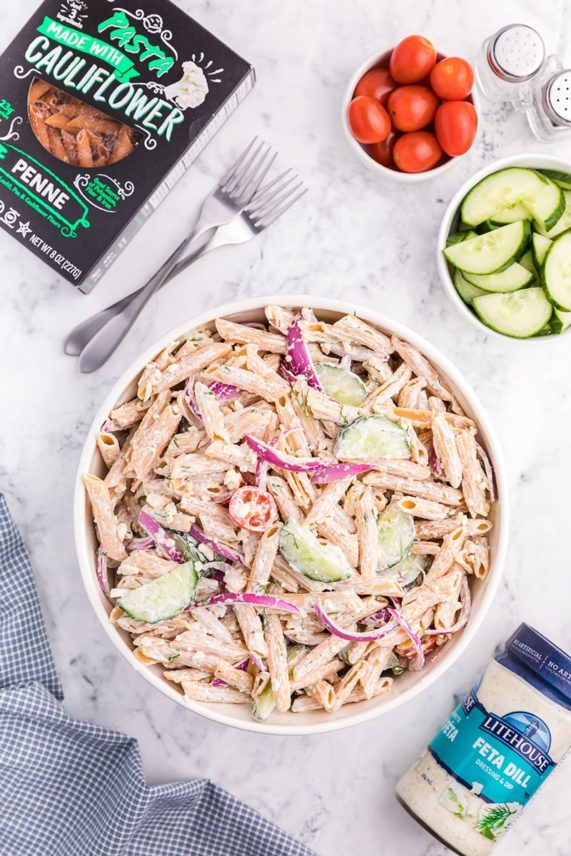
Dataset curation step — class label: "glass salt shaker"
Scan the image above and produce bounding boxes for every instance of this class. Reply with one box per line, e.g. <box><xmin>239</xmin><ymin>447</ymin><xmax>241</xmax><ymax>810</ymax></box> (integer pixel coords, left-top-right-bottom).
<box><xmin>476</xmin><ymin>24</ymin><xmax>545</xmax><ymax>103</ymax></box>
<box><xmin>526</xmin><ymin>65</ymin><xmax>571</xmax><ymax>141</ymax></box>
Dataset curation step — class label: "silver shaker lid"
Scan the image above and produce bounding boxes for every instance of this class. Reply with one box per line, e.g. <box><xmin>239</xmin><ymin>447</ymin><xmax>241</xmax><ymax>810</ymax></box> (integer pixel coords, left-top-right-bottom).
<box><xmin>488</xmin><ymin>24</ymin><xmax>545</xmax><ymax>82</ymax></box>
<box><xmin>543</xmin><ymin>71</ymin><xmax>571</xmax><ymax>125</ymax></box>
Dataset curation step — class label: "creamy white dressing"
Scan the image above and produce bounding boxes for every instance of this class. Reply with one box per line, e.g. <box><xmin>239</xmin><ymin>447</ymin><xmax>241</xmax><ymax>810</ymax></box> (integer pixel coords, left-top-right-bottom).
<box><xmin>396</xmin><ymin>657</ymin><xmax>571</xmax><ymax>855</ymax></box>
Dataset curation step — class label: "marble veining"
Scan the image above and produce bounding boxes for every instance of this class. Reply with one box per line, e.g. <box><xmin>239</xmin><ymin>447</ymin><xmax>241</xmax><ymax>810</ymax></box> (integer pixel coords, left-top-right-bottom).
<box><xmin>1</xmin><ymin>1</ymin><xmax>570</xmax><ymax>854</ymax></box>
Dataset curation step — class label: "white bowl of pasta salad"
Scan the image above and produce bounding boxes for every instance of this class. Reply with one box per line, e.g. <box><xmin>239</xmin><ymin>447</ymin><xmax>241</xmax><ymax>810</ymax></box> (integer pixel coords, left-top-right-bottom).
<box><xmin>75</xmin><ymin>296</ymin><xmax>508</xmax><ymax>734</ymax></box>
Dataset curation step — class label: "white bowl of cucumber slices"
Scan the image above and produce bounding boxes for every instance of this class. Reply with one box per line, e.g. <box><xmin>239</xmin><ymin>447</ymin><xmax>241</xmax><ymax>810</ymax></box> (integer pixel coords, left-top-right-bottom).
<box><xmin>438</xmin><ymin>154</ymin><xmax>571</xmax><ymax>340</ymax></box>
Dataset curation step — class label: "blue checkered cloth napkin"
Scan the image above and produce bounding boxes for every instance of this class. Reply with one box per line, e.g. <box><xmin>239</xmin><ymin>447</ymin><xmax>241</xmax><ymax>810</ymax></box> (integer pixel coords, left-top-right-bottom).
<box><xmin>0</xmin><ymin>494</ymin><xmax>313</xmax><ymax>856</ymax></box>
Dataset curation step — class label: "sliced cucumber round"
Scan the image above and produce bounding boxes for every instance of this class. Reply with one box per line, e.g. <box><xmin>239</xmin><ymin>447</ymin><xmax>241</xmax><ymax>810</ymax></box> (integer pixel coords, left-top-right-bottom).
<box><xmin>473</xmin><ymin>288</ymin><xmax>553</xmax><ymax>338</ymax></box>
<box><xmin>334</xmin><ymin>414</ymin><xmax>410</xmax><ymax>461</ymax></box>
<box><xmin>118</xmin><ymin>561</ymin><xmax>198</xmax><ymax>623</ymax></box>
<box><xmin>463</xmin><ymin>261</ymin><xmax>533</xmax><ymax>293</ymax></box>
<box><xmin>543</xmin><ymin>230</ymin><xmax>571</xmax><ymax>311</ymax></box>
<box><xmin>454</xmin><ymin>269</ymin><xmax>487</xmax><ymax>304</ymax></box>
<box><xmin>538</xmin><ymin>191</ymin><xmax>571</xmax><ymax>239</ymax></box>
<box><xmin>539</xmin><ymin>169</ymin><xmax>571</xmax><ymax>191</ymax></box>
<box><xmin>488</xmin><ymin>202</ymin><xmax>530</xmax><ymax>224</ymax></box>
<box><xmin>377</xmin><ymin>505</ymin><xmax>415</xmax><ymax>570</ymax></box>
<box><xmin>531</xmin><ymin>233</ymin><xmax>552</xmax><ymax>270</ymax></box>
<box><xmin>460</xmin><ymin>168</ymin><xmax>564</xmax><ymax>231</ymax></box>
<box><xmin>379</xmin><ymin>553</ymin><xmax>427</xmax><ymax>586</ymax></box>
<box><xmin>279</xmin><ymin>519</ymin><xmax>352</xmax><ymax>583</ymax></box>
<box><xmin>443</xmin><ymin>221</ymin><xmax>530</xmax><ymax>275</ymax></box>
<box><xmin>552</xmin><ymin>307</ymin><xmax>571</xmax><ymax>334</ymax></box>
<box><xmin>446</xmin><ymin>229</ymin><xmax>478</xmax><ymax>246</ymax></box>
<box><xmin>518</xmin><ymin>249</ymin><xmax>537</xmax><ymax>277</ymax></box>
<box><xmin>316</xmin><ymin>364</ymin><xmax>367</xmax><ymax>406</ymax></box>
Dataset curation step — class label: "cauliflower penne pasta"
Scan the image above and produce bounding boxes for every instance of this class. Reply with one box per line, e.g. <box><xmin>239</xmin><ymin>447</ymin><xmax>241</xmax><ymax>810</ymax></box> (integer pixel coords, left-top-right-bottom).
<box><xmin>85</xmin><ymin>306</ymin><xmax>495</xmax><ymax>721</ymax></box>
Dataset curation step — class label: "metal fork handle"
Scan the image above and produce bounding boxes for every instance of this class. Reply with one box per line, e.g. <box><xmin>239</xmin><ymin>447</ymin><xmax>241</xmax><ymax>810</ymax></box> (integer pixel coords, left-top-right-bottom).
<box><xmin>78</xmin><ymin>227</ymin><xmax>207</xmax><ymax>374</ymax></box>
<box><xmin>64</xmin><ymin>228</ymin><xmax>214</xmax><ymax>357</ymax></box>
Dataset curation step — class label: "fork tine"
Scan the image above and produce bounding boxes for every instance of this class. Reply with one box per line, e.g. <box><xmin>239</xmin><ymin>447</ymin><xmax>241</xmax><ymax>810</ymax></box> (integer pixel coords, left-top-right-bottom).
<box><xmin>224</xmin><ymin>139</ymin><xmax>267</xmax><ymax>196</ymax></box>
<box><xmin>252</xmin><ymin>168</ymin><xmax>294</xmax><ymax>206</ymax></box>
<box><xmin>250</xmin><ymin>179</ymin><xmax>305</xmax><ymax>220</ymax></box>
<box><xmin>230</xmin><ymin>142</ymin><xmax>277</xmax><ymax>204</ymax></box>
<box><xmin>218</xmin><ymin>137</ymin><xmax>257</xmax><ymax>188</ymax></box>
<box><xmin>222</xmin><ymin>138</ymin><xmax>264</xmax><ymax>194</ymax></box>
<box><xmin>251</xmin><ymin>174</ymin><xmax>299</xmax><ymax>212</ymax></box>
<box><xmin>250</xmin><ymin>185</ymin><xmax>307</xmax><ymax>227</ymax></box>
<box><xmin>236</xmin><ymin>147</ymin><xmax>277</xmax><ymax>204</ymax></box>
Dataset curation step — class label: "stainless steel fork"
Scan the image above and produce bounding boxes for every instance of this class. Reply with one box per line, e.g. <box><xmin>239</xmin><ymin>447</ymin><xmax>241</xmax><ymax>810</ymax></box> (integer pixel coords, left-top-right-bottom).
<box><xmin>64</xmin><ymin>137</ymin><xmax>276</xmax><ymax>357</ymax></box>
<box><xmin>77</xmin><ymin>169</ymin><xmax>306</xmax><ymax>373</ymax></box>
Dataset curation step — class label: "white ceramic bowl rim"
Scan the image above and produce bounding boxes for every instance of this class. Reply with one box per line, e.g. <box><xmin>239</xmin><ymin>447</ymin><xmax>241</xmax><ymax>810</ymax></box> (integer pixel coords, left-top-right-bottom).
<box><xmin>75</xmin><ymin>294</ymin><xmax>509</xmax><ymax>735</ymax></box>
<box><xmin>437</xmin><ymin>153</ymin><xmax>571</xmax><ymax>343</ymax></box>
<box><xmin>341</xmin><ymin>46</ymin><xmax>481</xmax><ymax>183</ymax></box>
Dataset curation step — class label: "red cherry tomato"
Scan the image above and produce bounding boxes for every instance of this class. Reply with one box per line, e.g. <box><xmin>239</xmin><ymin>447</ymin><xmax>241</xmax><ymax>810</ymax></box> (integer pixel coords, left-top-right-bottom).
<box><xmin>387</xmin><ymin>85</ymin><xmax>439</xmax><ymax>132</ymax></box>
<box><xmin>389</xmin><ymin>35</ymin><xmax>437</xmax><ymax>84</ymax></box>
<box><xmin>348</xmin><ymin>95</ymin><xmax>391</xmax><ymax>143</ymax></box>
<box><xmin>434</xmin><ymin>101</ymin><xmax>478</xmax><ymax>156</ymax></box>
<box><xmin>354</xmin><ymin>66</ymin><xmax>398</xmax><ymax>105</ymax></box>
<box><xmin>367</xmin><ymin>130</ymin><xmax>399</xmax><ymax>168</ymax></box>
<box><xmin>229</xmin><ymin>486</ymin><xmax>278</xmax><ymax>533</ymax></box>
<box><xmin>430</xmin><ymin>57</ymin><xmax>474</xmax><ymax>100</ymax></box>
<box><xmin>393</xmin><ymin>131</ymin><xmax>442</xmax><ymax>173</ymax></box>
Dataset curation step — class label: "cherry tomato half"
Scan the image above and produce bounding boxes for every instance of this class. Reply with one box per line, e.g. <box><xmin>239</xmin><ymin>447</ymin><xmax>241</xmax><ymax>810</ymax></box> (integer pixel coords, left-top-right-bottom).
<box><xmin>430</xmin><ymin>56</ymin><xmax>474</xmax><ymax>100</ymax></box>
<box><xmin>389</xmin><ymin>35</ymin><xmax>437</xmax><ymax>84</ymax></box>
<box><xmin>367</xmin><ymin>130</ymin><xmax>400</xmax><ymax>168</ymax></box>
<box><xmin>434</xmin><ymin>100</ymin><xmax>478</xmax><ymax>156</ymax></box>
<box><xmin>393</xmin><ymin>130</ymin><xmax>442</xmax><ymax>173</ymax></box>
<box><xmin>354</xmin><ymin>66</ymin><xmax>398</xmax><ymax>106</ymax></box>
<box><xmin>348</xmin><ymin>95</ymin><xmax>391</xmax><ymax>144</ymax></box>
<box><xmin>229</xmin><ymin>486</ymin><xmax>278</xmax><ymax>533</ymax></box>
<box><xmin>387</xmin><ymin>85</ymin><xmax>439</xmax><ymax>132</ymax></box>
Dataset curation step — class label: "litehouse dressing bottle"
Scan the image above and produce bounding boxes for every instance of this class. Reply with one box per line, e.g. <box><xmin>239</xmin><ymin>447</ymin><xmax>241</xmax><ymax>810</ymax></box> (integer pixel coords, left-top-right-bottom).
<box><xmin>396</xmin><ymin>624</ymin><xmax>571</xmax><ymax>855</ymax></box>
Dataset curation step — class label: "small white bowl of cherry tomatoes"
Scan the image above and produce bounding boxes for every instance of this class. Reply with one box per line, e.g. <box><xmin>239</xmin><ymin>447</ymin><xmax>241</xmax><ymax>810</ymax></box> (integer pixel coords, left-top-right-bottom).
<box><xmin>342</xmin><ymin>35</ymin><xmax>479</xmax><ymax>181</ymax></box>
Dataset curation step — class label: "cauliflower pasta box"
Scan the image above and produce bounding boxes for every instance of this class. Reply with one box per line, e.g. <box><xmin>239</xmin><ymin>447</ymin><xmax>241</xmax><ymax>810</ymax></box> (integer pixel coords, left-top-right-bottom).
<box><xmin>0</xmin><ymin>0</ymin><xmax>254</xmax><ymax>291</ymax></box>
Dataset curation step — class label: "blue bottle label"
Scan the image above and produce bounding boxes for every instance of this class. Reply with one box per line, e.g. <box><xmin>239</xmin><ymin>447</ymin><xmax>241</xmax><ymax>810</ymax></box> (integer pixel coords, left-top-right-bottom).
<box><xmin>429</xmin><ymin>688</ymin><xmax>556</xmax><ymax>807</ymax></box>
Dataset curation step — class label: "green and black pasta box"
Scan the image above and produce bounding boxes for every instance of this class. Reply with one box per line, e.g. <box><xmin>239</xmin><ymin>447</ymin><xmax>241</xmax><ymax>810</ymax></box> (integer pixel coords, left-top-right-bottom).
<box><xmin>0</xmin><ymin>0</ymin><xmax>255</xmax><ymax>291</ymax></box>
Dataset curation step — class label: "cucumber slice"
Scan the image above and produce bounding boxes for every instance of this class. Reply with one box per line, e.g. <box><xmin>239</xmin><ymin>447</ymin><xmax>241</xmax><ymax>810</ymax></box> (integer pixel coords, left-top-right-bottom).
<box><xmin>531</xmin><ymin>233</ymin><xmax>552</xmax><ymax>270</ymax></box>
<box><xmin>539</xmin><ymin>169</ymin><xmax>571</xmax><ymax>191</ymax></box>
<box><xmin>552</xmin><ymin>308</ymin><xmax>571</xmax><ymax>333</ymax></box>
<box><xmin>454</xmin><ymin>269</ymin><xmax>487</xmax><ymax>303</ymax></box>
<box><xmin>463</xmin><ymin>261</ymin><xmax>533</xmax><ymax>293</ymax></box>
<box><xmin>443</xmin><ymin>222</ymin><xmax>530</xmax><ymax>275</ymax></box>
<box><xmin>518</xmin><ymin>249</ymin><xmax>537</xmax><ymax>277</ymax></box>
<box><xmin>489</xmin><ymin>202</ymin><xmax>530</xmax><ymax>224</ymax></box>
<box><xmin>334</xmin><ymin>414</ymin><xmax>410</xmax><ymax>461</ymax></box>
<box><xmin>379</xmin><ymin>553</ymin><xmax>427</xmax><ymax>586</ymax></box>
<box><xmin>473</xmin><ymin>288</ymin><xmax>553</xmax><ymax>338</ymax></box>
<box><xmin>543</xmin><ymin>230</ymin><xmax>571</xmax><ymax>311</ymax></box>
<box><xmin>279</xmin><ymin>519</ymin><xmax>352</xmax><ymax>583</ymax></box>
<box><xmin>316</xmin><ymin>364</ymin><xmax>367</xmax><ymax>406</ymax></box>
<box><xmin>460</xmin><ymin>168</ymin><xmax>564</xmax><ymax>231</ymax></box>
<box><xmin>377</xmin><ymin>505</ymin><xmax>415</xmax><ymax>570</ymax></box>
<box><xmin>446</xmin><ymin>229</ymin><xmax>478</xmax><ymax>246</ymax></box>
<box><xmin>538</xmin><ymin>191</ymin><xmax>571</xmax><ymax>239</ymax></box>
<box><xmin>118</xmin><ymin>562</ymin><xmax>198</xmax><ymax>623</ymax></box>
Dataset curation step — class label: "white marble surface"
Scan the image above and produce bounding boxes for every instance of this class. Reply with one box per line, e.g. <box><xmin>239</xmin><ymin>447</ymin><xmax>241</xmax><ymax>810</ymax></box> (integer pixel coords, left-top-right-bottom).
<box><xmin>1</xmin><ymin>1</ymin><xmax>571</xmax><ymax>854</ymax></box>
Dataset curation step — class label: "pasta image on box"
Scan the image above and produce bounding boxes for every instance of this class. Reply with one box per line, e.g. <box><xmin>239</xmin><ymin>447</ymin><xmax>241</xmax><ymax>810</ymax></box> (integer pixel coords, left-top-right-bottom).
<box><xmin>0</xmin><ymin>0</ymin><xmax>254</xmax><ymax>291</ymax></box>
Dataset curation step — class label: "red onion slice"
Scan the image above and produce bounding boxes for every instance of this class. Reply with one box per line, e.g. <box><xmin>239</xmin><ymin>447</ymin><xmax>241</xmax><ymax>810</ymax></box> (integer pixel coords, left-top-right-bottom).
<box><xmin>245</xmin><ymin>435</ymin><xmax>323</xmax><ymax>473</ymax></box>
<box><xmin>183</xmin><ymin>378</ymin><xmax>202</xmax><ymax>422</ymax></box>
<box><xmin>188</xmin><ymin>526</ymin><xmax>242</xmax><ymax>563</ymax></box>
<box><xmin>388</xmin><ymin>608</ymin><xmax>425</xmax><ymax>672</ymax></box>
<box><xmin>476</xmin><ymin>442</ymin><xmax>496</xmax><ymax>502</ymax></box>
<box><xmin>189</xmin><ymin>592</ymin><xmax>301</xmax><ymax>615</ymax></box>
<box><xmin>314</xmin><ymin>602</ymin><xmax>398</xmax><ymax>643</ymax></box>
<box><xmin>311</xmin><ymin>462</ymin><xmax>372</xmax><ymax>484</ymax></box>
<box><xmin>429</xmin><ymin>447</ymin><xmax>443</xmax><ymax>478</ymax></box>
<box><xmin>96</xmin><ymin>551</ymin><xmax>112</xmax><ymax>604</ymax></box>
<box><xmin>284</xmin><ymin>316</ymin><xmax>324</xmax><ymax>392</ymax></box>
<box><xmin>138</xmin><ymin>510</ymin><xmax>185</xmax><ymax>563</ymax></box>
<box><xmin>208</xmin><ymin>381</ymin><xmax>241</xmax><ymax>400</ymax></box>
<box><xmin>126</xmin><ymin>535</ymin><xmax>154</xmax><ymax>553</ymax></box>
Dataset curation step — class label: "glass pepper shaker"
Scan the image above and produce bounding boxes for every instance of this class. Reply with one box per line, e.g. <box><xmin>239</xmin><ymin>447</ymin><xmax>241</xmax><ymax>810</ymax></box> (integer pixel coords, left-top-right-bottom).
<box><xmin>526</xmin><ymin>67</ymin><xmax>571</xmax><ymax>141</ymax></box>
<box><xmin>475</xmin><ymin>24</ymin><xmax>545</xmax><ymax>103</ymax></box>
